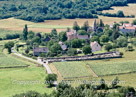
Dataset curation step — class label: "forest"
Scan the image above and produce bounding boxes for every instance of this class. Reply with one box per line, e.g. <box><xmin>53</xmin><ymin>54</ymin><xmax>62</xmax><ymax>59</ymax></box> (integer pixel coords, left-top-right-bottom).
<box><xmin>0</xmin><ymin>0</ymin><xmax>136</xmax><ymax>22</ymax></box>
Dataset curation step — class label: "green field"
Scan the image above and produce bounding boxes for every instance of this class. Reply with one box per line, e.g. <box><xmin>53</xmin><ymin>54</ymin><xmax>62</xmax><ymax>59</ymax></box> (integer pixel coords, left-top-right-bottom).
<box><xmin>0</xmin><ymin>40</ymin><xmax>52</xmax><ymax>97</ymax></box>
<box><xmin>0</xmin><ymin>29</ymin><xmax>20</xmax><ymax>38</ymax></box>
<box><xmin>0</xmin><ymin>46</ymin><xmax>29</xmax><ymax>68</ymax></box>
<box><xmin>0</xmin><ymin>66</ymin><xmax>53</xmax><ymax>97</ymax></box>
<box><xmin>88</xmin><ymin>60</ymin><xmax>136</xmax><ymax>76</ymax></box>
<box><xmin>53</xmin><ymin>62</ymin><xmax>92</xmax><ymax>79</ymax></box>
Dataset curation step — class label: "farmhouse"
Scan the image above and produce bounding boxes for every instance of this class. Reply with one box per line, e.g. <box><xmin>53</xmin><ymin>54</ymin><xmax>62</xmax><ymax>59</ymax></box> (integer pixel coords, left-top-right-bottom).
<box><xmin>33</xmin><ymin>47</ymin><xmax>48</xmax><ymax>56</ymax></box>
<box><xmin>119</xmin><ymin>23</ymin><xmax>136</xmax><ymax>34</ymax></box>
<box><xmin>66</xmin><ymin>30</ymin><xmax>77</xmax><ymax>40</ymax></box>
<box><xmin>90</xmin><ymin>41</ymin><xmax>102</xmax><ymax>52</ymax></box>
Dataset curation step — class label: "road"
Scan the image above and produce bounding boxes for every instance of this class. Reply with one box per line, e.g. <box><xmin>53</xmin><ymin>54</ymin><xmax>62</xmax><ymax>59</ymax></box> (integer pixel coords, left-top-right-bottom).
<box><xmin>11</xmin><ymin>48</ymin><xmax>52</xmax><ymax>74</ymax></box>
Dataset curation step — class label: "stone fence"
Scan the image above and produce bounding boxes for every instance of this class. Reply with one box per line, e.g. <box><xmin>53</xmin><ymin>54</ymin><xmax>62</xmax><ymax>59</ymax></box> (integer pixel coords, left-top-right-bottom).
<box><xmin>40</xmin><ymin>51</ymin><xmax>122</xmax><ymax>62</ymax></box>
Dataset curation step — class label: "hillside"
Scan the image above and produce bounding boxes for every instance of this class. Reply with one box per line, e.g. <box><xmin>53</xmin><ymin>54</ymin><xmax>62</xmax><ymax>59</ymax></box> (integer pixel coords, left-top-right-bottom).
<box><xmin>0</xmin><ymin>0</ymin><xmax>135</xmax><ymax>22</ymax></box>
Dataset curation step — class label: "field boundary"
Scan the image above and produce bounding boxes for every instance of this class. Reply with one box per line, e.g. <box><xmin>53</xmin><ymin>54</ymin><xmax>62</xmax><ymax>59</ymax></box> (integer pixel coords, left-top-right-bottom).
<box><xmin>50</xmin><ymin>63</ymin><xmax>63</xmax><ymax>80</ymax></box>
<box><xmin>86</xmin><ymin>64</ymin><xmax>98</xmax><ymax>77</ymax></box>
<box><xmin>0</xmin><ymin>65</ymin><xmax>30</xmax><ymax>69</ymax></box>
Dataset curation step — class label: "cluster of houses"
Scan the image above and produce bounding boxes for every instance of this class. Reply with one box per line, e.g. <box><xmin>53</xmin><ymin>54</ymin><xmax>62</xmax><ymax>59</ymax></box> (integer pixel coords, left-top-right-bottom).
<box><xmin>33</xmin><ymin>20</ymin><xmax>136</xmax><ymax>56</ymax></box>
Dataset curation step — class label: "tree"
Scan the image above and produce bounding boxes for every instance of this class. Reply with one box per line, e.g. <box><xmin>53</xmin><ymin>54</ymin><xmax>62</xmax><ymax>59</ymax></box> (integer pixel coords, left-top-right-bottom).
<box><xmin>59</xmin><ymin>32</ymin><xmax>67</xmax><ymax>41</ymax></box>
<box><xmin>71</xmin><ymin>39</ymin><xmax>82</xmax><ymax>48</ymax></box>
<box><xmin>45</xmin><ymin>74</ymin><xmax>57</xmax><ymax>87</ymax></box>
<box><xmin>27</xmin><ymin>31</ymin><xmax>35</xmax><ymax>40</ymax></box>
<box><xmin>22</xmin><ymin>24</ymin><xmax>28</xmax><ymax>40</ymax></box>
<box><xmin>105</xmin><ymin>43</ymin><xmax>112</xmax><ymax>52</ymax></box>
<box><xmin>50</xmin><ymin>43</ymin><xmax>62</xmax><ymax>55</ymax></box>
<box><xmin>100</xmin><ymin>35</ymin><xmax>109</xmax><ymax>43</ymax></box>
<box><xmin>78</xmin><ymin>30</ymin><xmax>88</xmax><ymax>35</ymax></box>
<box><xmin>73</xmin><ymin>21</ymin><xmax>80</xmax><ymax>31</ymax></box>
<box><xmin>32</xmin><ymin>36</ymin><xmax>41</xmax><ymax>44</ymax></box>
<box><xmin>116</xmin><ymin>36</ymin><xmax>128</xmax><ymax>47</ymax></box>
<box><xmin>82</xmin><ymin>45</ymin><xmax>92</xmax><ymax>55</ymax></box>
<box><xmin>111</xmin><ymin>77</ymin><xmax>119</xmax><ymax>88</ymax></box>
<box><xmin>67</xmin><ymin>48</ymin><xmax>77</xmax><ymax>56</ymax></box>
<box><xmin>99</xmin><ymin>19</ymin><xmax>104</xmax><ymax>27</ymax></box>
<box><xmin>51</xmin><ymin>28</ymin><xmax>57</xmax><ymax>36</ymax></box>
<box><xmin>99</xmin><ymin>78</ymin><xmax>106</xmax><ymax>89</ymax></box>
<box><xmin>132</xmin><ymin>19</ymin><xmax>136</xmax><ymax>25</ymax></box>
<box><xmin>81</xmin><ymin>21</ymin><xmax>89</xmax><ymax>31</ymax></box>
<box><xmin>4</xmin><ymin>41</ymin><xmax>14</xmax><ymax>53</ymax></box>
<box><xmin>117</xmin><ymin>10</ymin><xmax>124</xmax><ymax>17</ymax></box>
<box><xmin>90</xmin><ymin>36</ymin><xmax>99</xmax><ymax>42</ymax></box>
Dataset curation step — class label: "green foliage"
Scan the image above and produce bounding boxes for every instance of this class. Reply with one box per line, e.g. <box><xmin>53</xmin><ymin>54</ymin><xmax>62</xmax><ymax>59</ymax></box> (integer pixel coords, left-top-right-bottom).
<box><xmin>82</xmin><ymin>45</ymin><xmax>92</xmax><ymax>55</ymax></box>
<box><xmin>116</xmin><ymin>36</ymin><xmax>128</xmax><ymax>47</ymax></box>
<box><xmin>50</xmin><ymin>43</ymin><xmax>62</xmax><ymax>56</ymax></box>
<box><xmin>105</xmin><ymin>43</ymin><xmax>112</xmax><ymax>51</ymax></box>
<box><xmin>22</xmin><ymin>24</ymin><xmax>28</xmax><ymax>40</ymax></box>
<box><xmin>132</xmin><ymin>19</ymin><xmax>136</xmax><ymax>25</ymax></box>
<box><xmin>59</xmin><ymin>32</ymin><xmax>67</xmax><ymax>42</ymax></box>
<box><xmin>81</xmin><ymin>21</ymin><xmax>89</xmax><ymax>31</ymax></box>
<box><xmin>45</xmin><ymin>74</ymin><xmax>57</xmax><ymax>87</ymax></box>
<box><xmin>78</xmin><ymin>30</ymin><xmax>88</xmax><ymax>35</ymax></box>
<box><xmin>70</xmin><ymin>39</ymin><xmax>83</xmax><ymax>48</ymax></box>
<box><xmin>100</xmin><ymin>35</ymin><xmax>109</xmax><ymax>43</ymax></box>
<box><xmin>111</xmin><ymin>77</ymin><xmax>119</xmax><ymax>88</ymax></box>
<box><xmin>67</xmin><ymin>48</ymin><xmax>77</xmax><ymax>56</ymax></box>
<box><xmin>4</xmin><ymin>41</ymin><xmax>14</xmax><ymax>53</ymax></box>
<box><xmin>117</xmin><ymin>10</ymin><xmax>125</xmax><ymax>17</ymax></box>
<box><xmin>91</xmin><ymin>36</ymin><xmax>99</xmax><ymax>42</ymax></box>
<box><xmin>73</xmin><ymin>21</ymin><xmax>80</xmax><ymax>31</ymax></box>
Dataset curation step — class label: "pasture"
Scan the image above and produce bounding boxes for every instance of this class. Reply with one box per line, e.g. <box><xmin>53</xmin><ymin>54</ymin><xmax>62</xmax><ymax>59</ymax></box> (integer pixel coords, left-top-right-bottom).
<box><xmin>53</xmin><ymin>62</ymin><xmax>92</xmax><ymax>79</ymax></box>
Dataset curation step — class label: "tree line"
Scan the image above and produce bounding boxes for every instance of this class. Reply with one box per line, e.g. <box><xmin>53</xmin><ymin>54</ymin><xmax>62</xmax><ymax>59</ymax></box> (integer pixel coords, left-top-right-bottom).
<box><xmin>0</xmin><ymin>0</ymin><xmax>133</xmax><ymax>22</ymax></box>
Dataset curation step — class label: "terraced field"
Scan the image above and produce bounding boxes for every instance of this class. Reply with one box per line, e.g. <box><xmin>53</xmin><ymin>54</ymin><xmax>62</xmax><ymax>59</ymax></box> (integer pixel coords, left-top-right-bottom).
<box><xmin>53</xmin><ymin>62</ymin><xmax>92</xmax><ymax>79</ymax></box>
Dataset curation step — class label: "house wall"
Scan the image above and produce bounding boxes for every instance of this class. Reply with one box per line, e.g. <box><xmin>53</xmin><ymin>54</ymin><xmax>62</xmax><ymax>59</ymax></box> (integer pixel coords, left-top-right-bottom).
<box><xmin>91</xmin><ymin>44</ymin><xmax>102</xmax><ymax>52</ymax></box>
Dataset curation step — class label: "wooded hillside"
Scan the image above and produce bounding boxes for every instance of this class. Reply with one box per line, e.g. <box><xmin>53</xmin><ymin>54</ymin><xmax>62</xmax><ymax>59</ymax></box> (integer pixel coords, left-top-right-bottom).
<box><xmin>0</xmin><ymin>0</ymin><xmax>135</xmax><ymax>22</ymax></box>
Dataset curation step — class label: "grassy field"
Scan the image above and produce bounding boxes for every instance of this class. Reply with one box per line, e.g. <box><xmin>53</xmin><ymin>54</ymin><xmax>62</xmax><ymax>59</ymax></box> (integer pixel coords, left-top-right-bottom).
<box><xmin>0</xmin><ymin>66</ymin><xmax>53</xmax><ymax>97</ymax></box>
<box><xmin>0</xmin><ymin>29</ymin><xmax>20</xmax><ymax>38</ymax></box>
<box><xmin>0</xmin><ymin>46</ymin><xmax>29</xmax><ymax>68</ymax></box>
<box><xmin>0</xmin><ymin>4</ymin><xmax>136</xmax><ymax>33</ymax></box>
<box><xmin>103</xmin><ymin>4</ymin><xmax>136</xmax><ymax>17</ymax></box>
<box><xmin>53</xmin><ymin>62</ymin><xmax>92</xmax><ymax>79</ymax></box>
<box><xmin>0</xmin><ymin>40</ymin><xmax>53</xmax><ymax>97</ymax></box>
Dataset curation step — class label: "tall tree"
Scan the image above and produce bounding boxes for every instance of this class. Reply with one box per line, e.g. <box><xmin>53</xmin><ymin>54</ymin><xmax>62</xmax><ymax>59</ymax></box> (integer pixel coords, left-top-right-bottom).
<box><xmin>99</xmin><ymin>19</ymin><xmax>104</xmax><ymax>27</ymax></box>
<box><xmin>81</xmin><ymin>21</ymin><xmax>89</xmax><ymax>31</ymax></box>
<box><xmin>73</xmin><ymin>21</ymin><xmax>80</xmax><ymax>31</ymax></box>
<box><xmin>22</xmin><ymin>24</ymin><xmax>28</xmax><ymax>40</ymax></box>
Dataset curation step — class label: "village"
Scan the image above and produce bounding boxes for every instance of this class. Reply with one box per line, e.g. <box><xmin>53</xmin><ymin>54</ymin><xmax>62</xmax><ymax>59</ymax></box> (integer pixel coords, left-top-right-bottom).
<box><xmin>16</xmin><ymin>19</ymin><xmax>136</xmax><ymax>61</ymax></box>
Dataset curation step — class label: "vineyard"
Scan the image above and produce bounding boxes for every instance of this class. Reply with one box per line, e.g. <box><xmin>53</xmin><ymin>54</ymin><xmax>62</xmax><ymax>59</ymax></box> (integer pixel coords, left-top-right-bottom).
<box><xmin>88</xmin><ymin>60</ymin><xmax>136</xmax><ymax>76</ymax></box>
<box><xmin>53</xmin><ymin>62</ymin><xmax>92</xmax><ymax>79</ymax></box>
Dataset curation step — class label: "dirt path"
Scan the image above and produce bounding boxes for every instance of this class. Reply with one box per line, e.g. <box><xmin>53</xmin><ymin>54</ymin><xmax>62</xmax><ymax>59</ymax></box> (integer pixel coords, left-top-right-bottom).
<box><xmin>50</xmin><ymin>63</ymin><xmax>63</xmax><ymax>81</ymax></box>
<box><xmin>86</xmin><ymin>64</ymin><xmax>98</xmax><ymax>77</ymax></box>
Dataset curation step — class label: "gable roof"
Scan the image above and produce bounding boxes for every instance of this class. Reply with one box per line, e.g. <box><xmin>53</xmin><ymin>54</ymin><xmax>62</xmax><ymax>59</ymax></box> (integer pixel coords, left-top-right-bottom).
<box><xmin>43</xmin><ymin>36</ymin><xmax>51</xmax><ymax>42</ymax></box>
<box><xmin>90</xmin><ymin>41</ymin><xmax>100</xmax><ymax>47</ymax></box>
<box><xmin>33</xmin><ymin>47</ymin><xmax>48</xmax><ymax>53</ymax></box>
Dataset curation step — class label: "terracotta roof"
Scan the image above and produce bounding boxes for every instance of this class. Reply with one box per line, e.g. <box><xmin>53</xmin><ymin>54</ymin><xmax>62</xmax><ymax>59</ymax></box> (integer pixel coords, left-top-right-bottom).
<box><xmin>33</xmin><ymin>47</ymin><xmax>48</xmax><ymax>53</ymax></box>
<box><xmin>123</xmin><ymin>23</ymin><xmax>133</xmax><ymax>27</ymax></box>
<box><xmin>119</xmin><ymin>26</ymin><xmax>136</xmax><ymax>30</ymax></box>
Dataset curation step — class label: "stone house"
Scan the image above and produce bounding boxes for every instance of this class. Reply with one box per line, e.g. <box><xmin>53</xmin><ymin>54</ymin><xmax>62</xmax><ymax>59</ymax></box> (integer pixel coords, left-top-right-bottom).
<box><xmin>66</xmin><ymin>30</ymin><xmax>77</xmax><ymax>40</ymax></box>
<box><xmin>90</xmin><ymin>41</ymin><xmax>102</xmax><ymax>52</ymax></box>
<box><xmin>33</xmin><ymin>47</ymin><xmax>48</xmax><ymax>56</ymax></box>
<box><xmin>58</xmin><ymin>41</ymin><xmax>67</xmax><ymax>51</ymax></box>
